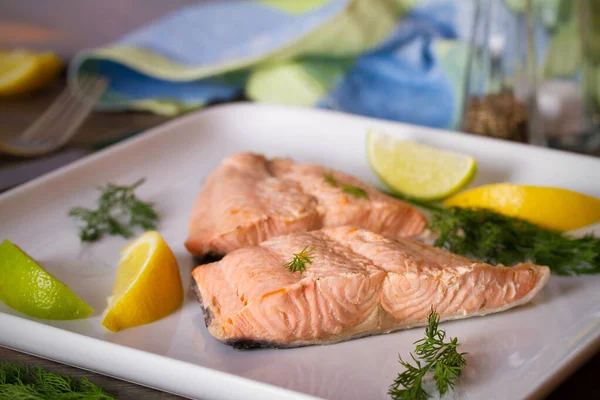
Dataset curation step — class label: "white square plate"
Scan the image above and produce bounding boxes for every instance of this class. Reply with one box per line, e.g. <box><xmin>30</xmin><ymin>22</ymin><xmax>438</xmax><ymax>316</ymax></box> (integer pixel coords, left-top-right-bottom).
<box><xmin>1</xmin><ymin>103</ymin><xmax>599</xmax><ymax>400</ymax></box>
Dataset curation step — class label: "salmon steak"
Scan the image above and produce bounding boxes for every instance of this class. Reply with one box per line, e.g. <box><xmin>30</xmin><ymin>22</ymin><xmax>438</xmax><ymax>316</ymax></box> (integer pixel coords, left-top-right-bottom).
<box><xmin>185</xmin><ymin>153</ymin><xmax>426</xmax><ymax>257</ymax></box>
<box><xmin>192</xmin><ymin>226</ymin><xmax>550</xmax><ymax>348</ymax></box>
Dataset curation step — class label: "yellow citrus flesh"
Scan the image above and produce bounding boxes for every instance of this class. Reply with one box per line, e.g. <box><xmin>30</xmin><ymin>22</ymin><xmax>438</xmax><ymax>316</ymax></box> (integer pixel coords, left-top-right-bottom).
<box><xmin>102</xmin><ymin>231</ymin><xmax>184</xmax><ymax>332</ymax></box>
<box><xmin>443</xmin><ymin>184</ymin><xmax>600</xmax><ymax>231</ymax></box>
<box><xmin>0</xmin><ymin>50</ymin><xmax>63</xmax><ymax>97</ymax></box>
<box><xmin>0</xmin><ymin>239</ymin><xmax>93</xmax><ymax>320</ymax></box>
<box><xmin>367</xmin><ymin>130</ymin><xmax>477</xmax><ymax>201</ymax></box>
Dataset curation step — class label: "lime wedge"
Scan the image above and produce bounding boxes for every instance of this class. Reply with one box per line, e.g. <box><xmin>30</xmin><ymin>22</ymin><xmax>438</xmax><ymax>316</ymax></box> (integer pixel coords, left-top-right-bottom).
<box><xmin>0</xmin><ymin>240</ymin><xmax>93</xmax><ymax>320</ymax></box>
<box><xmin>366</xmin><ymin>130</ymin><xmax>477</xmax><ymax>201</ymax></box>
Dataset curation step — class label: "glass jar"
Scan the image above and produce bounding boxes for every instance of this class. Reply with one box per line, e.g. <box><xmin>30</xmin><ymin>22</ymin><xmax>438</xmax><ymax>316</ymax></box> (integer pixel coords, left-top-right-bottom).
<box><xmin>538</xmin><ymin>0</ymin><xmax>600</xmax><ymax>152</ymax></box>
<box><xmin>460</xmin><ymin>0</ymin><xmax>600</xmax><ymax>153</ymax></box>
<box><xmin>460</xmin><ymin>0</ymin><xmax>539</xmax><ymax>145</ymax></box>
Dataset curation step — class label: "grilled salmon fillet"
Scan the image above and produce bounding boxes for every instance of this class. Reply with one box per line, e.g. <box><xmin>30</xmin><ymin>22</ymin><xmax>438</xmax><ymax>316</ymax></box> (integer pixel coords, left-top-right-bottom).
<box><xmin>185</xmin><ymin>153</ymin><xmax>426</xmax><ymax>256</ymax></box>
<box><xmin>192</xmin><ymin>226</ymin><xmax>550</xmax><ymax>348</ymax></box>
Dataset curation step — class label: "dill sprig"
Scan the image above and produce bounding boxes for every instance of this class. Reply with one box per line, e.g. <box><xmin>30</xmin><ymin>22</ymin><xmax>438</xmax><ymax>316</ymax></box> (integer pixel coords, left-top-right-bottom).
<box><xmin>324</xmin><ymin>172</ymin><xmax>338</xmax><ymax>187</ymax></box>
<box><xmin>283</xmin><ymin>245</ymin><xmax>315</xmax><ymax>273</ymax></box>
<box><xmin>383</xmin><ymin>191</ymin><xmax>600</xmax><ymax>275</ymax></box>
<box><xmin>389</xmin><ymin>309</ymin><xmax>467</xmax><ymax>400</ymax></box>
<box><xmin>340</xmin><ymin>184</ymin><xmax>369</xmax><ymax>199</ymax></box>
<box><xmin>429</xmin><ymin>207</ymin><xmax>600</xmax><ymax>276</ymax></box>
<box><xmin>68</xmin><ymin>178</ymin><xmax>158</xmax><ymax>243</ymax></box>
<box><xmin>0</xmin><ymin>361</ymin><xmax>115</xmax><ymax>399</ymax></box>
<box><xmin>324</xmin><ymin>172</ymin><xmax>368</xmax><ymax>199</ymax></box>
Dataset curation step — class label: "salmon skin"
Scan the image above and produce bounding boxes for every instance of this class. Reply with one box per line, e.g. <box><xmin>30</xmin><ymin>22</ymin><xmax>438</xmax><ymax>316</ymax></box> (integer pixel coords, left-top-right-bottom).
<box><xmin>185</xmin><ymin>153</ymin><xmax>426</xmax><ymax>257</ymax></box>
<box><xmin>192</xmin><ymin>226</ymin><xmax>550</xmax><ymax>348</ymax></box>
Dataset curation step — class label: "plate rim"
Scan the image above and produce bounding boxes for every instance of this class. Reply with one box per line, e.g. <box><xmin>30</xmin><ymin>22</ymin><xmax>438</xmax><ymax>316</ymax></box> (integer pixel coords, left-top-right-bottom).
<box><xmin>0</xmin><ymin>312</ymin><xmax>320</xmax><ymax>400</ymax></box>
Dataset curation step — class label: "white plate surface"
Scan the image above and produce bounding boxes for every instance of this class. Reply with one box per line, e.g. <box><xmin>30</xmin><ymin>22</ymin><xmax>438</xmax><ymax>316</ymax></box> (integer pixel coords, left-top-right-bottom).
<box><xmin>1</xmin><ymin>103</ymin><xmax>599</xmax><ymax>400</ymax></box>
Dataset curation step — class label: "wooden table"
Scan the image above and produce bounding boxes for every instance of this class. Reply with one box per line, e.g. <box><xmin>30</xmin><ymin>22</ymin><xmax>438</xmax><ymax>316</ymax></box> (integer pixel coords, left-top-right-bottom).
<box><xmin>1</xmin><ymin>80</ymin><xmax>599</xmax><ymax>400</ymax></box>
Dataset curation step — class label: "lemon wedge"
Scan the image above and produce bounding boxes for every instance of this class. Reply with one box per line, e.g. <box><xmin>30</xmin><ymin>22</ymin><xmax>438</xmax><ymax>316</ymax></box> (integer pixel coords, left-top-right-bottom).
<box><xmin>102</xmin><ymin>231</ymin><xmax>183</xmax><ymax>332</ymax></box>
<box><xmin>0</xmin><ymin>240</ymin><xmax>93</xmax><ymax>320</ymax></box>
<box><xmin>0</xmin><ymin>50</ymin><xmax>63</xmax><ymax>97</ymax></box>
<box><xmin>367</xmin><ymin>130</ymin><xmax>477</xmax><ymax>201</ymax></box>
<box><xmin>443</xmin><ymin>184</ymin><xmax>600</xmax><ymax>231</ymax></box>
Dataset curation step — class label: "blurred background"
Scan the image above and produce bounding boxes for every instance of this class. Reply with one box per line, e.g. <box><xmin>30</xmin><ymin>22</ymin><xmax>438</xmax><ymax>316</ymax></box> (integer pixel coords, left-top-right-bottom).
<box><xmin>1</xmin><ymin>0</ymin><xmax>599</xmax><ymax>190</ymax></box>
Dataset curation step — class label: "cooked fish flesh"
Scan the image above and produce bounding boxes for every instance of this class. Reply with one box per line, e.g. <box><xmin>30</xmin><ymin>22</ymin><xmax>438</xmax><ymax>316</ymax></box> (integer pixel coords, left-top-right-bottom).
<box><xmin>192</xmin><ymin>226</ymin><xmax>550</xmax><ymax>348</ymax></box>
<box><xmin>185</xmin><ymin>153</ymin><xmax>426</xmax><ymax>256</ymax></box>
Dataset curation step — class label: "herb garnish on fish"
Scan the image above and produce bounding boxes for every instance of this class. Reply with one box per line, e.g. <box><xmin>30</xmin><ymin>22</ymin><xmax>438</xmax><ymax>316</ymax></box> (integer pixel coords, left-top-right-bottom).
<box><xmin>384</xmin><ymin>192</ymin><xmax>600</xmax><ymax>276</ymax></box>
<box><xmin>429</xmin><ymin>207</ymin><xmax>600</xmax><ymax>276</ymax></box>
<box><xmin>389</xmin><ymin>309</ymin><xmax>467</xmax><ymax>400</ymax></box>
<box><xmin>283</xmin><ymin>245</ymin><xmax>314</xmax><ymax>273</ymax></box>
<box><xmin>324</xmin><ymin>172</ymin><xmax>369</xmax><ymax>199</ymax></box>
<box><xmin>68</xmin><ymin>178</ymin><xmax>158</xmax><ymax>242</ymax></box>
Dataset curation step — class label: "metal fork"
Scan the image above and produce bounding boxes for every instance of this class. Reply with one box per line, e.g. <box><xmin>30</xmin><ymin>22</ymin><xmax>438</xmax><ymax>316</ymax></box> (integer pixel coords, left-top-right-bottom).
<box><xmin>0</xmin><ymin>75</ymin><xmax>108</xmax><ymax>157</ymax></box>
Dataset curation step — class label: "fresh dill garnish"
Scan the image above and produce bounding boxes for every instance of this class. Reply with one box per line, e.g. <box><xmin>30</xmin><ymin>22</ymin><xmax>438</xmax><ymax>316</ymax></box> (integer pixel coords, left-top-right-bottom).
<box><xmin>324</xmin><ymin>172</ymin><xmax>338</xmax><ymax>187</ymax></box>
<box><xmin>283</xmin><ymin>245</ymin><xmax>315</xmax><ymax>273</ymax></box>
<box><xmin>324</xmin><ymin>172</ymin><xmax>369</xmax><ymax>199</ymax></box>
<box><xmin>0</xmin><ymin>361</ymin><xmax>115</xmax><ymax>399</ymax></box>
<box><xmin>389</xmin><ymin>309</ymin><xmax>467</xmax><ymax>400</ymax></box>
<box><xmin>382</xmin><ymin>190</ymin><xmax>600</xmax><ymax>275</ymax></box>
<box><xmin>340</xmin><ymin>184</ymin><xmax>369</xmax><ymax>199</ymax></box>
<box><xmin>68</xmin><ymin>178</ymin><xmax>158</xmax><ymax>243</ymax></box>
<box><xmin>429</xmin><ymin>207</ymin><xmax>600</xmax><ymax>276</ymax></box>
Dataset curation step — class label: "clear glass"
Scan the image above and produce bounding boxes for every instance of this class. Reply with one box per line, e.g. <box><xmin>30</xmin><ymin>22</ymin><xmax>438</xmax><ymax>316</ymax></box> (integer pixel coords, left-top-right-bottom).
<box><xmin>461</xmin><ymin>0</ymin><xmax>600</xmax><ymax>153</ymax></box>
<box><xmin>538</xmin><ymin>0</ymin><xmax>600</xmax><ymax>152</ymax></box>
<box><xmin>460</xmin><ymin>0</ymin><xmax>541</xmax><ymax>145</ymax></box>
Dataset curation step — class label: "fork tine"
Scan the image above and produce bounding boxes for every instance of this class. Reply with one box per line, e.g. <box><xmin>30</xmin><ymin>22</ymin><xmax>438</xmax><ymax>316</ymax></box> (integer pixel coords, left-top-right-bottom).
<box><xmin>36</xmin><ymin>75</ymin><xmax>103</xmax><ymax>143</ymax></box>
<box><xmin>50</xmin><ymin>77</ymin><xmax>108</xmax><ymax>146</ymax></box>
<box><xmin>38</xmin><ymin>76</ymin><xmax>101</xmax><ymax>142</ymax></box>
<box><xmin>30</xmin><ymin>78</ymin><xmax>95</xmax><ymax>145</ymax></box>
<box><xmin>21</xmin><ymin>75</ymin><xmax>96</xmax><ymax>141</ymax></box>
<box><xmin>3</xmin><ymin>75</ymin><xmax>108</xmax><ymax>157</ymax></box>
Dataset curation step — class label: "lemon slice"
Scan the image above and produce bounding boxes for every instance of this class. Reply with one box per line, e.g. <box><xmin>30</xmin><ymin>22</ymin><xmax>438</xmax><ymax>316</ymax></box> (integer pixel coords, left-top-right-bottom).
<box><xmin>367</xmin><ymin>130</ymin><xmax>477</xmax><ymax>201</ymax></box>
<box><xmin>102</xmin><ymin>231</ymin><xmax>183</xmax><ymax>332</ymax></box>
<box><xmin>0</xmin><ymin>50</ymin><xmax>63</xmax><ymax>97</ymax></box>
<box><xmin>443</xmin><ymin>184</ymin><xmax>600</xmax><ymax>232</ymax></box>
<box><xmin>0</xmin><ymin>240</ymin><xmax>93</xmax><ymax>320</ymax></box>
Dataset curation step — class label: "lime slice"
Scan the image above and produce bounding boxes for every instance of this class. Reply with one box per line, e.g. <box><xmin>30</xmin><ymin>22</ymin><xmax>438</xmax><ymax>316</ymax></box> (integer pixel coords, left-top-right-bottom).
<box><xmin>366</xmin><ymin>130</ymin><xmax>477</xmax><ymax>201</ymax></box>
<box><xmin>0</xmin><ymin>240</ymin><xmax>93</xmax><ymax>320</ymax></box>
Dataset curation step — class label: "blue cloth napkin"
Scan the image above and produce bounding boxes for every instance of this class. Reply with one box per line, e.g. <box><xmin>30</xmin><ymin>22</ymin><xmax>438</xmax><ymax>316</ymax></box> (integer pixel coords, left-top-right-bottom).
<box><xmin>70</xmin><ymin>0</ymin><xmax>469</xmax><ymax>130</ymax></box>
